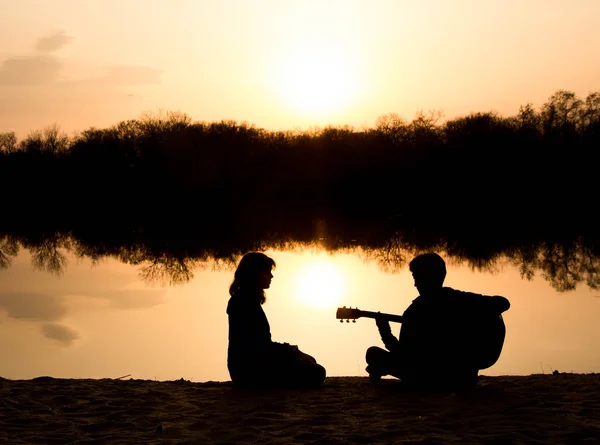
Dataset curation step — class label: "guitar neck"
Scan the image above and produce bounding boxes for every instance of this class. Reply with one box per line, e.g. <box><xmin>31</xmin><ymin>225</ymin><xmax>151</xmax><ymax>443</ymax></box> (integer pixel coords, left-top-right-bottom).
<box><xmin>360</xmin><ymin>310</ymin><xmax>403</xmax><ymax>323</ymax></box>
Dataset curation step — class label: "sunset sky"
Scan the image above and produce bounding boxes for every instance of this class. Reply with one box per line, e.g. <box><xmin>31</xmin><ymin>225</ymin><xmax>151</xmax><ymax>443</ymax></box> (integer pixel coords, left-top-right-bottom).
<box><xmin>1</xmin><ymin>0</ymin><xmax>599</xmax><ymax>137</ymax></box>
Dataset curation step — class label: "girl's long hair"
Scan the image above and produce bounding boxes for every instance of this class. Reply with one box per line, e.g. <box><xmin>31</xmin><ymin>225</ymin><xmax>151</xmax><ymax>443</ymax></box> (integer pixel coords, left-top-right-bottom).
<box><xmin>229</xmin><ymin>252</ymin><xmax>275</xmax><ymax>304</ymax></box>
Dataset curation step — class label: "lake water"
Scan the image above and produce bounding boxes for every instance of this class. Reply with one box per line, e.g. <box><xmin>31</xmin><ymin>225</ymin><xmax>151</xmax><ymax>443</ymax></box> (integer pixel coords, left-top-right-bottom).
<box><xmin>1</xmin><ymin>246</ymin><xmax>599</xmax><ymax>382</ymax></box>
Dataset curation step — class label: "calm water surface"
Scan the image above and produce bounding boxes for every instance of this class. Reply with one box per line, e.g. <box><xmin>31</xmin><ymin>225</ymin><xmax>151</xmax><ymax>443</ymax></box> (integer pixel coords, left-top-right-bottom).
<box><xmin>1</xmin><ymin>247</ymin><xmax>598</xmax><ymax>381</ymax></box>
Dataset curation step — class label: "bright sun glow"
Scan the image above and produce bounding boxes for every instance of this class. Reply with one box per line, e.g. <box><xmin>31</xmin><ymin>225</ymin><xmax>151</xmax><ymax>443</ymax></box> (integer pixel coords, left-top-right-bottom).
<box><xmin>272</xmin><ymin>47</ymin><xmax>360</xmax><ymax>116</ymax></box>
<box><xmin>294</xmin><ymin>260</ymin><xmax>347</xmax><ymax>308</ymax></box>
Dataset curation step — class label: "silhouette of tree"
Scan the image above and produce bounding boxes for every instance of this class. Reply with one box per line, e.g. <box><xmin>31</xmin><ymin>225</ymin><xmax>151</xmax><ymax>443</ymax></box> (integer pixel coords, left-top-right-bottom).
<box><xmin>541</xmin><ymin>90</ymin><xmax>584</xmax><ymax>134</ymax></box>
<box><xmin>1</xmin><ymin>89</ymin><xmax>599</xmax><ymax>290</ymax></box>
<box><xmin>0</xmin><ymin>132</ymin><xmax>17</xmax><ymax>154</ymax></box>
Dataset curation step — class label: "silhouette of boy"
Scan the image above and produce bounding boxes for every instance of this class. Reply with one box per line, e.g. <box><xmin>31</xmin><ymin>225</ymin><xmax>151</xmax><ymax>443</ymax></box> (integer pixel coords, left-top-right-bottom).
<box><xmin>366</xmin><ymin>253</ymin><xmax>510</xmax><ymax>390</ymax></box>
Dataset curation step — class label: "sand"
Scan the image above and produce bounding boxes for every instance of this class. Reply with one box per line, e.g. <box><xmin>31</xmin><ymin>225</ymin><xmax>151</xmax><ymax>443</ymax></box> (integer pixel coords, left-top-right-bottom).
<box><xmin>1</xmin><ymin>374</ymin><xmax>600</xmax><ymax>444</ymax></box>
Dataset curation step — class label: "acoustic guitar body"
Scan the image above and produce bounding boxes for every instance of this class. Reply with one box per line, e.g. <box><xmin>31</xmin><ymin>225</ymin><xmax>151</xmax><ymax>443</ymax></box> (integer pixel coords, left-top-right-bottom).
<box><xmin>471</xmin><ymin>313</ymin><xmax>506</xmax><ymax>370</ymax></box>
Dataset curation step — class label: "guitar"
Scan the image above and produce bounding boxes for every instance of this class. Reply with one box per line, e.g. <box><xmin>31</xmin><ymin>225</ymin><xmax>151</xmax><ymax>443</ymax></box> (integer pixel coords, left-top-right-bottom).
<box><xmin>336</xmin><ymin>306</ymin><xmax>403</xmax><ymax>323</ymax></box>
<box><xmin>335</xmin><ymin>305</ymin><xmax>506</xmax><ymax>370</ymax></box>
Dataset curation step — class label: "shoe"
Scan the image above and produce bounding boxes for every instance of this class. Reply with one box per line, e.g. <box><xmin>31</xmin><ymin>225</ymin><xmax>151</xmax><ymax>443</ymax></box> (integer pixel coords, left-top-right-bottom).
<box><xmin>366</xmin><ymin>366</ymin><xmax>381</xmax><ymax>382</ymax></box>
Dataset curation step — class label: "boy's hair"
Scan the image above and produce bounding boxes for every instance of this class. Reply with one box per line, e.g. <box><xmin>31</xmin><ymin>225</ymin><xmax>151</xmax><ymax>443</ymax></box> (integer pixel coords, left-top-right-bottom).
<box><xmin>409</xmin><ymin>253</ymin><xmax>447</xmax><ymax>285</ymax></box>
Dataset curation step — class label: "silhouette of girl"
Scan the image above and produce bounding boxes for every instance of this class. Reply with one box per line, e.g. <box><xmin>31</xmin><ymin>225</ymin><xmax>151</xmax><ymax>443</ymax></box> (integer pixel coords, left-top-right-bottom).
<box><xmin>226</xmin><ymin>252</ymin><xmax>326</xmax><ymax>388</ymax></box>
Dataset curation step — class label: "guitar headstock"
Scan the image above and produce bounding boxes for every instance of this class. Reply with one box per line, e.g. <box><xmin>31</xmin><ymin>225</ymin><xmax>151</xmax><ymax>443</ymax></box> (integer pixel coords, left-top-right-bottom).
<box><xmin>336</xmin><ymin>306</ymin><xmax>362</xmax><ymax>323</ymax></box>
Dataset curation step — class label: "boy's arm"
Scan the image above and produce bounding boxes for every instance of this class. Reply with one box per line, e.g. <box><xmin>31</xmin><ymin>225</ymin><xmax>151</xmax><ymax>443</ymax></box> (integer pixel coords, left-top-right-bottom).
<box><xmin>453</xmin><ymin>290</ymin><xmax>511</xmax><ymax>315</ymax></box>
<box><xmin>491</xmin><ymin>296</ymin><xmax>510</xmax><ymax>313</ymax></box>
<box><xmin>376</xmin><ymin>315</ymin><xmax>400</xmax><ymax>353</ymax></box>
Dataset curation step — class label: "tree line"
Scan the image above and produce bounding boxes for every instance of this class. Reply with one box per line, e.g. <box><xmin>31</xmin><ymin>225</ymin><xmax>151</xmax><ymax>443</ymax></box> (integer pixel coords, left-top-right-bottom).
<box><xmin>1</xmin><ymin>89</ymin><xmax>599</xmax><ymax>289</ymax></box>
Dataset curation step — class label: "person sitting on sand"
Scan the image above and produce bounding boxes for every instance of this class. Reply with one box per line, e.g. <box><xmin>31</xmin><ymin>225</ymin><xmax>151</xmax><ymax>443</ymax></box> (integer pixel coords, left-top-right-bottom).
<box><xmin>366</xmin><ymin>252</ymin><xmax>510</xmax><ymax>390</ymax></box>
<box><xmin>226</xmin><ymin>251</ymin><xmax>326</xmax><ymax>388</ymax></box>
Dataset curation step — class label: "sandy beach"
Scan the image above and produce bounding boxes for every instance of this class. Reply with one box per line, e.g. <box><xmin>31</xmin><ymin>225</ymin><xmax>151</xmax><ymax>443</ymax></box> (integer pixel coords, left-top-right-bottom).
<box><xmin>1</xmin><ymin>374</ymin><xmax>600</xmax><ymax>444</ymax></box>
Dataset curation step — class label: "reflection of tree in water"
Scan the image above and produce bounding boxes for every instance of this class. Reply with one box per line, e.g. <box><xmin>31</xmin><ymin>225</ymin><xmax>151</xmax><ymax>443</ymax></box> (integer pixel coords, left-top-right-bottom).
<box><xmin>526</xmin><ymin>240</ymin><xmax>600</xmax><ymax>291</ymax></box>
<box><xmin>0</xmin><ymin>236</ymin><xmax>18</xmax><ymax>270</ymax></box>
<box><xmin>1</xmin><ymin>230</ymin><xmax>599</xmax><ymax>292</ymax></box>
<box><xmin>1</xmin><ymin>233</ymin><xmax>69</xmax><ymax>275</ymax></box>
<box><xmin>138</xmin><ymin>255</ymin><xmax>197</xmax><ymax>286</ymax></box>
<box><xmin>29</xmin><ymin>234</ymin><xmax>70</xmax><ymax>276</ymax></box>
<box><xmin>359</xmin><ymin>234</ymin><xmax>600</xmax><ymax>292</ymax></box>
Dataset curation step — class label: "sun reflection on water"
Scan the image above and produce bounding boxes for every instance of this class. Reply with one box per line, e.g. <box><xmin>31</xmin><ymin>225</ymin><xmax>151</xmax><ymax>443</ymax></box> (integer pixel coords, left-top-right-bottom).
<box><xmin>293</xmin><ymin>259</ymin><xmax>347</xmax><ymax>308</ymax></box>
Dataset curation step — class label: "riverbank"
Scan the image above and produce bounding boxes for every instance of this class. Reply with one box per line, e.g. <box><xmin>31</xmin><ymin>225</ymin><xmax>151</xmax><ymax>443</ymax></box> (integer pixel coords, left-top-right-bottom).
<box><xmin>1</xmin><ymin>374</ymin><xmax>599</xmax><ymax>444</ymax></box>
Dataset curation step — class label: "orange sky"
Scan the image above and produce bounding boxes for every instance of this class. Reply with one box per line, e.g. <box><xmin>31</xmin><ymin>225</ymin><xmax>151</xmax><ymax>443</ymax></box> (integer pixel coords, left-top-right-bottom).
<box><xmin>1</xmin><ymin>0</ymin><xmax>599</xmax><ymax>137</ymax></box>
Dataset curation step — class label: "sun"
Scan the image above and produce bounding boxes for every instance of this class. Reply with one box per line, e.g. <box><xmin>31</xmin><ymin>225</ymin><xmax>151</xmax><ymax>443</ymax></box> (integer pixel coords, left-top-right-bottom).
<box><xmin>294</xmin><ymin>260</ymin><xmax>347</xmax><ymax>308</ymax></box>
<box><xmin>272</xmin><ymin>47</ymin><xmax>361</xmax><ymax>116</ymax></box>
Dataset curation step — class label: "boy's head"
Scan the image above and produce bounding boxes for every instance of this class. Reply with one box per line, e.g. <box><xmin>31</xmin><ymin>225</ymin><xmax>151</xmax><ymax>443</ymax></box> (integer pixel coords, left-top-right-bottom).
<box><xmin>409</xmin><ymin>253</ymin><xmax>447</xmax><ymax>296</ymax></box>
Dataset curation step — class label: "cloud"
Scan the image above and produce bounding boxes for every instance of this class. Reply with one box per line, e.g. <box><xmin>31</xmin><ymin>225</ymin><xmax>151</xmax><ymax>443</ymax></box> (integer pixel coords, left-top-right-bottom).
<box><xmin>0</xmin><ymin>31</ymin><xmax>163</xmax><ymax>134</ymax></box>
<box><xmin>0</xmin><ymin>31</ymin><xmax>71</xmax><ymax>86</ymax></box>
<box><xmin>0</xmin><ymin>288</ymin><xmax>163</xmax><ymax>347</ymax></box>
<box><xmin>0</xmin><ymin>55</ymin><xmax>62</xmax><ymax>85</ymax></box>
<box><xmin>0</xmin><ymin>292</ymin><xmax>66</xmax><ymax>321</ymax></box>
<box><xmin>0</xmin><ymin>290</ymin><xmax>165</xmax><ymax>320</ymax></box>
<box><xmin>0</xmin><ymin>30</ymin><xmax>161</xmax><ymax>88</ymax></box>
<box><xmin>94</xmin><ymin>289</ymin><xmax>167</xmax><ymax>310</ymax></box>
<box><xmin>41</xmin><ymin>323</ymin><xmax>80</xmax><ymax>345</ymax></box>
<box><xmin>0</xmin><ymin>261</ymin><xmax>166</xmax><ymax>347</ymax></box>
<box><xmin>35</xmin><ymin>31</ymin><xmax>72</xmax><ymax>53</ymax></box>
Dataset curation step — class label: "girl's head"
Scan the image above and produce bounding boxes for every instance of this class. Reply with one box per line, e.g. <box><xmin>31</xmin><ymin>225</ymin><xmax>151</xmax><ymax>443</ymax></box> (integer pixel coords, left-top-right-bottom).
<box><xmin>229</xmin><ymin>252</ymin><xmax>276</xmax><ymax>303</ymax></box>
